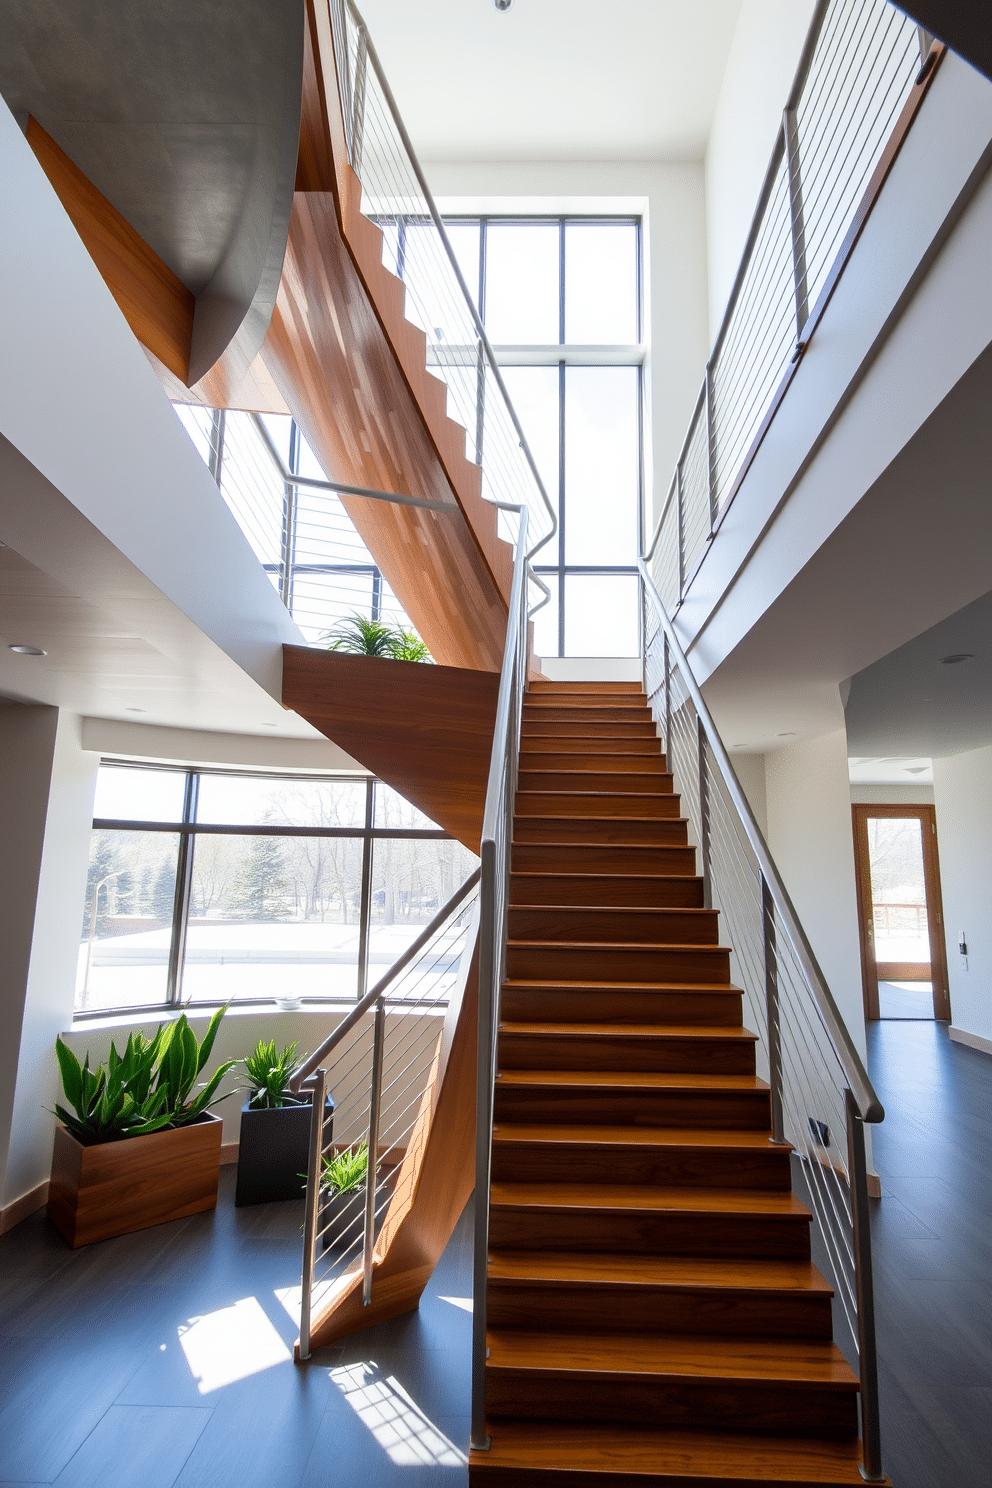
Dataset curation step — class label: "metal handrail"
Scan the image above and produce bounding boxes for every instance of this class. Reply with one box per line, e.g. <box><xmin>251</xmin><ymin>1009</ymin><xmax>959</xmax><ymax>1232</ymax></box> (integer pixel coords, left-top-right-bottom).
<box><xmin>289</xmin><ymin>865</ymin><xmax>481</xmax><ymax>1093</ymax></box>
<box><xmin>639</xmin><ymin>560</ymin><xmax>882</xmax><ymax>1123</ymax></box>
<box><xmin>471</xmin><ymin>503</ymin><xmax>530</xmax><ymax>1452</ymax></box>
<box><xmin>338</xmin><ymin>1</ymin><xmax>559</xmax><ymax>564</ymax></box>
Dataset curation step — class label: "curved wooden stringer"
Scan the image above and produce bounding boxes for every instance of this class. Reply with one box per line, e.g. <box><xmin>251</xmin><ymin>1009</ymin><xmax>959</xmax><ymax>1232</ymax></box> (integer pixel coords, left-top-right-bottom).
<box><xmin>300</xmin><ymin>928</ymin><xmax>479</xmax><ymax>1351</ymax></box>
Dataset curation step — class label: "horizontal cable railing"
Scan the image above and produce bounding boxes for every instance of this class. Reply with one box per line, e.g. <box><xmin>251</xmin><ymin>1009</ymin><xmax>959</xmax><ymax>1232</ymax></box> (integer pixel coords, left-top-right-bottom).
<box><xmin>293</xmin><ymin>867</ymin><xmax>481</xmax><ymax>1358</ymax></box>
<box><xmin>646</xmin><ymin>0</ymin><xmax>939</xmax><ymax>612</ymax></box>
<box><xmin>174</xmin><ymin>404</ymin><xmax>426</xmax><ymax>642</ymax></box>
<box><xmin>640</xmin><ymin>562</ymin><xmax>886</xmax><ymax>1481</ymax></box>
<box><xmin>330</xmin><ymin>0</ymin><xmax>557</xmax><ymax>594</ymax></box>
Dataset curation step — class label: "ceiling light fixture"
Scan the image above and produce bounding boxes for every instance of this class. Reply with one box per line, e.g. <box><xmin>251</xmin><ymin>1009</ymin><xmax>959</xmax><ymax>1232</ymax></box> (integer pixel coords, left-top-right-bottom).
<box><xmin>125</xmin><ymin>707</ymin><xmax>146</xmax><ymax>713</ymax></box>
<box><xmin>8</xmin><ymin>643</ymin><xmax>47</xmax><ymax>656</ymax></box>
<box><xmin>905</xmin><ymin>766</ymin><xmax>928</xmax><ymax>774</ymax></box>
<box><xmin>493</xmin><ymin>0</ymin><xmax>514</xmax><ymax>11</ymax></box>
<box><xmin>940</xmin><ymin>652</ymin><xmax>973</xmax><ymax>665</ymax></box>
<box><xmin>777</xmin><ymin>731</ymin><xmax>796</xmax><ymax>738</ymax></box>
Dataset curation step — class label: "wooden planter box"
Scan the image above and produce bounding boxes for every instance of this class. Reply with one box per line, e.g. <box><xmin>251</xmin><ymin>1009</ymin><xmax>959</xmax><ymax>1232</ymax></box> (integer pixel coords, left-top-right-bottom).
<box><xmin>235</xmin><ymin>1093</ymin><xmax>335</xmax><ymax>1208</ymax></box>
<box><xmin>47</xmin><ymin>1114</ymin><xmax>223</xmax><ymax>1248</ymax></box>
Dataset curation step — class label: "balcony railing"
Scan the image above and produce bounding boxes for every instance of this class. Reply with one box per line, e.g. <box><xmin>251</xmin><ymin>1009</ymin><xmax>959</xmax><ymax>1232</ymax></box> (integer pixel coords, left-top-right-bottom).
<box><xmin>646</xmin><ymin>0</ymin><xmax>943</xmax><ymax>614</ymax></box>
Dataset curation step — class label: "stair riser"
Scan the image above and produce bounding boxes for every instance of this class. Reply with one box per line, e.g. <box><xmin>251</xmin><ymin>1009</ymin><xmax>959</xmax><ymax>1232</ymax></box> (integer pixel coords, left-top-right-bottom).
<box><xmin>500</xmin><ymin>987</ymin><xmax>745</xmax><ymax>1027</ymax></box>
<box><xmin>519</xmin><ymin>771</ymin><xmax>674</xmax><ymax>794</ymax></box>
<box><xmin>486</xmin><ymin>1285</ymin><xmax>833</xmax><ymax>1340</ymax></box>
<box><xmin>492</xmin><ymin>1086</ymin><xmax>770</xmax><ymax>1129</ymax></box>
<box><xmin>524</xmin><ymin>699</ymin><xmax>648</xmax><ymax>714</ymax></box>
<box><xmin>485</xmin><ymin>1374</ymin><xmax>858</xmax><ymax>1441</ymax></box>
<box><xmin>508</xmin><ymin>907</ymin><xmax>719</xmax><ymax>946</ymax></box>
<box><xmin>491</xmin><ymin>1142</ymin><xmax>792</xmax><ymax>1190</ymax></box>
<box><xmin>468</xmin><ymin>1462</ymin><xmax>865</xmax><ymax>1488</ymax></box>
<box><xmin>497</xmin><ymin>1034</ymin><xmax>755</xmax><ymax>1075</ymax></box>
<box><xmin>521</xmin><ymin>721</ymin><xmax>658</xmax><ymax>738</ymax></box>
<box><xmin>529</xmin><ymin>682</ymin><xmax>644</xmax><ymax>695</ymax></box>
<box><xmin>520</xmin><ymin>743</ymin><xmax>664</xmax><ymax>761</ymax></box>
<box><xmin>489</xmin><ymin>1207</ymin><xmax>811</xmax><ymax>1258</ymax></box>
<box><xmin>510</xmin><ymin>874</ymin><xmax>705</xmax><ymax>908</ymax></box>
<box><xmin>516</xmin><ymin>794</ymin><xmax>681</xmax><ymax>820</ymax></box>
<box><xmin>512</xmin><ymin>841</ymin><xmax>695</xmax><ymax>871</ymax></box>
<box><xmin>506</xmin><ymin>945</ymin><xmax>731</xmax><ymax>984</ymax></box>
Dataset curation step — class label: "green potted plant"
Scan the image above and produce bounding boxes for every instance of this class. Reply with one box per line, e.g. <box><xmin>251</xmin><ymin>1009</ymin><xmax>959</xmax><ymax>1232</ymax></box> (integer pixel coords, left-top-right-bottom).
<box><xmin>318</xmin><ymin>1141</ymin><xmax>368</xmax><ymax>1251</ymax></box>
<box><xmin>320</xmin><ymin>613</ymin><xmax>432</xmax><ymax>661</ymax></box>
<box><xmin>235</xmin><ymin>1039</ymin><xmax>335</xmax><ymax>1207</ymax></box>
<box><xmin>47</xmin><ymin>1007</ymin><xmax>236</xmax><ymax>1247</ymax></box>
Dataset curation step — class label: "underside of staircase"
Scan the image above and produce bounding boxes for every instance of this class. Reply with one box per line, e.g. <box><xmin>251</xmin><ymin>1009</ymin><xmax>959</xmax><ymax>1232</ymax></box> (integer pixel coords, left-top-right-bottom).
<box><xmin>469</xmin><ymin>680</ymin><xmax>883</xmax><ymax>1487</ymax></box>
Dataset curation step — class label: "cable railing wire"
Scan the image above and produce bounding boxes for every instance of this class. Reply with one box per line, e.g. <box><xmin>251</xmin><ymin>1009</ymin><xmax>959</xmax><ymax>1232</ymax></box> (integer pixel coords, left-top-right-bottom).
<box><xmin>646</xmin><ymin>0</ymin><xmax>930</xmax><ymax>612</ymax></box>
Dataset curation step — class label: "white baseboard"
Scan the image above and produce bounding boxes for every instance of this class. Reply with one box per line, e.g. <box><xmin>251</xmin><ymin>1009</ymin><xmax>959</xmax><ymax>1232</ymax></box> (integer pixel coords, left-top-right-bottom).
<box><xmin>949</xmin><ymin>1025</ymin><xmax>992</xmax><ymax>1057</ymax></box>
<box><xmin>0</xmin><ymin>1181</ymin><xmax>48</xmax><ymax>1235</ymax></box>
<box><xmin>221</xmin><ymin>1141</ymin><xmax>239</xmax><ymax>1165</ymax></box>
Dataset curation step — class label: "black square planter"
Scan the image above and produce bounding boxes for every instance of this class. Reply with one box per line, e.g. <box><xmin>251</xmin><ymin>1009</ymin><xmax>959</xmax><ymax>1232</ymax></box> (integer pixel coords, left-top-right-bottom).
<box><xmin>234</xmin><ymin>1092</ymin><xmax>335</xmax><ymax>1207</ymax></box>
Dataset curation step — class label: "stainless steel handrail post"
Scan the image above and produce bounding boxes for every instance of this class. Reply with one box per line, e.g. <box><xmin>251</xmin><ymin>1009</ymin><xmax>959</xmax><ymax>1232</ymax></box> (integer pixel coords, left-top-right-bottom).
<box><xmin>299</xmin><ymin>1066</ymin><xmax>328</xmax><ymax>1360</ymax></box>
<box><xmin>704</xmin><ymin>362</ymin><xmax>718</xmax><ymax>530</ymax></box>
<box><xmin>209</xmin><ymin>408</ymin><xmax>226</xmax><ymax>488</ymax></box>
<box><xmin>663</xmin><ymin>632</ymin><xmax>672</xmax><ymax>769</ymax></box>
<box><xmin>762</xmin><ymin>876</ymin><xmax>787</xmax><ymax>1145</ymax></box>
<box><xmin>363</xmin><ymin>996</ymin><xmax>386</xmax><ymax>1305</ymax></box>
<box><xmin>471</xmin><ymin>835</ymin><xmax>497</xmax><ymax>1452</ymax></box>
<box><xmin>697</xmin><ymin>712</ymin><xmax>711</xmax><ymax>911</ymax></box>
<box><xmin>783</xmin><ymin>109</ymin><xmax>810</xmax><ymax>337</ymax></box>
<box><xmin>675</xmin><ymin>461</ymin><xmax>686</xmax><ymax>601</ymax></box>
<box><xmin>846</xmin><ymin>1089</ymin><xmax>885</xmax><ymax>1483</ymax></box>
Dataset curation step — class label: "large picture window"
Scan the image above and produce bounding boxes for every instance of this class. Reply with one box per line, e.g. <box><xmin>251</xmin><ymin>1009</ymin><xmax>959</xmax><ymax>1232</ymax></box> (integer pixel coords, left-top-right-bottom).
<box><xmin>76</xmin><ymin>763</ymin><xmax>478</xmax><ymax>1017</ymax></box>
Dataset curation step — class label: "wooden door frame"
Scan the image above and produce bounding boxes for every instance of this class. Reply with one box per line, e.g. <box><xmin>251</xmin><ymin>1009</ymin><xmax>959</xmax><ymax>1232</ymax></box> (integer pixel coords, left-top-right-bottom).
<box><xmin>852</xmin><ymin>804</ymin><xmax>951</xmax><ymax>1021</ymax></box>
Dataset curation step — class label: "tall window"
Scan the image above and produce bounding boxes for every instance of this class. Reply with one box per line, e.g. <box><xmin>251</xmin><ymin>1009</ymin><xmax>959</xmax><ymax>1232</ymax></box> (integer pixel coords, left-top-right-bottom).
<box><xmin>76</xmin><ymin>763</ymin><xmax>478</xmax><ymax>1017</ymax></box>
<box><xmin>443</xmin><ymin>215</ymin><xmax>644</xmax><ymax>658</ymax></box>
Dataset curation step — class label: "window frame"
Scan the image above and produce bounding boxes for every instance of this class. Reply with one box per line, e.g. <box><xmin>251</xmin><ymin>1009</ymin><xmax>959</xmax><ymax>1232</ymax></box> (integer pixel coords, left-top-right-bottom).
<box><xmin>443</xmin><ymin>212</ymin><xmax>646</xmax><ymax>658</ymax></box>
<box><xmin>76</xmin><ymin>760</ymin><xmax>467</xmax><ymax>1022</ymax></box>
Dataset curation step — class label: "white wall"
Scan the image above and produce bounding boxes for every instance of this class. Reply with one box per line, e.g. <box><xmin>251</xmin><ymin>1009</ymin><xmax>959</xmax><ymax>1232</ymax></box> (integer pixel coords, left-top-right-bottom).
<box><xmin>426</xmin><ymin>160</ymin><xmax>710</xmax><ymax>527</ymax></box>
<box><xmin>763</xmin><ymin>726</ymin><xmax>867</xmax><ymax>1060</ymax></box>
<box><xmin>850</xmin><ymin>784</ymin><xmax>935</xmax><ymax>805</ymax></box>
<box><xmin>1</xmin><ymin>709</ymin><xmax>98</xmax><ymax>1208</ymax></box>
<box><xmin>704</xmin><ymin>0</ymin><xmax>816</xmax><ymax>338</ymax></box>
<box><xmin>932</xmin><ymin>745</ymin><xmax>992</xmax><ymax>1044</ymax></box>
<box><xmin>729</xmin><ymin>751</ymin><xmax>769</xmax><ymax>837</ymax></box>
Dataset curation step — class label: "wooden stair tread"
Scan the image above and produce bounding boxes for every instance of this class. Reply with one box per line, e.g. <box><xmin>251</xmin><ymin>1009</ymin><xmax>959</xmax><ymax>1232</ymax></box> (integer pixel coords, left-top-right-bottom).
<box><xmin>490</xmin><ymin>1183</ymin><xmax>810</xmax><ymax>1217</ymax></box>
<box><xmin>486</xmin><ymin>1331</ymin><xmax>858</xmax><ymax>1387</ymax></box>
<box><xmin>487</xmin><ymin>1252</ymin><xmax>832</xmax><ymax>1294</ymax></box>
<box><xmin>492</xmin><ymin>1124</ymin><xmax>784</xmax><ymax>1149</ymax></box>
<box><xmin>498</xmin><ymin>1023</ymin><xmax>757</xmax><ymax>1042</ymax></box>
<box><xmin>497</xmin><ymin>1070</ymin><xmax>767</xmax><ymax>1091</ymax></box>
<box><xmin>471</xmin><ymin>1422</ymin><xmax>878</xmax><ymax>1483</ymax></box>
<box><xmin>503</xmin><ymin>980</ymin><xmax>744</xmax><ymax>995</ymax></box>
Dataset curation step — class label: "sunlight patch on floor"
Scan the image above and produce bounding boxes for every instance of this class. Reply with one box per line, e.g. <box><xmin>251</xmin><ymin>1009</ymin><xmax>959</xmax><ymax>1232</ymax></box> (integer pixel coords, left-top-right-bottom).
<box><xmin>330</xmin><ymin>1361</ymin><xmax>467</xmax><ymax>1466</ymax></box>
<box><xmin>178</xmin><ymin>1296</ymin><xmax>292</xmax><ymax>1394</ymax></box>
<box><xmin>438</xmin><ymin>1295</ymin><xmax>473</xmax><ymax>1312</ymax></box>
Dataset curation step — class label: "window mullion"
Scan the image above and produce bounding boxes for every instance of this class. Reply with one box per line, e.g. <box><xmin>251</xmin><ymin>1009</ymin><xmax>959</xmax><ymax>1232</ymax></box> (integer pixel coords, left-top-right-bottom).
<box><xmin>167</xmin><ymin>771</ymin><xmax>199</xmax><ymax>1006</ymax></box>
<box><xmin>356</xmin><ymin>779</ymin><xmax>375</xmax><ymax>1002</ymax></box>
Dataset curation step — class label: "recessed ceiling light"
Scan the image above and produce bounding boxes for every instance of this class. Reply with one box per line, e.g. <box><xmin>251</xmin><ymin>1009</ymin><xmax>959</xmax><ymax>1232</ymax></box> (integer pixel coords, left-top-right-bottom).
<box><xmin>8</xmin><ymin>643</ymin><xmax>46</xmax><ymax>656</ymax></box>
<box><xmin>940</xmin><ymin>653</ymin><xmax>974</xmax><ymax>665</ymax></box>
<box><xmin>260</xmin><ymin>722</ymin><xmax>277</xmax><ymax>728</ymax></box>
<box><xmin>777</xmin><ymin>731</ymin><xmax>796</xmax><ymax>738</ymax></box>
<box><xmin>905</xmin><ymin>766</ymin><xmax>928</xmax><ymax>774</ymax></box>
<box><xmin>493</xmin><ymin>0</ymin><xmax>514</xmax><ymax>10</ymax></box>
<box><xmin>125</xmin><ymin>707</ymin><xmax>146</xmax><ymax>713</ymax></box>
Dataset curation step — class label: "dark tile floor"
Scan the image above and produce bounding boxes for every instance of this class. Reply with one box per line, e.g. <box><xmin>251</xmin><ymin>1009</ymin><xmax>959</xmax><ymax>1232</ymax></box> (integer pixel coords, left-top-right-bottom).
<box><xmin>0</xmin><ymin>1174</ymin><xmax>473</xmax><ymax>1487</ymax></box>
<box><xmin>0</xmin><ymin>1021</ymin><xmax>987</xmax><ymax>1486</ymax></box>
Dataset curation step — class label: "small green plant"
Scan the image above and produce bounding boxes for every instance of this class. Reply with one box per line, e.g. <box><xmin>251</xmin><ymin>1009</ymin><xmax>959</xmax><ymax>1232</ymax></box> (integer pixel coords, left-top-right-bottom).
<box><xmin>390</xmin><ymin>627</ymin><xmax>432</xmax><ymax>662</ymax></box>
<box><xmin>320</xmin><ymin>1142</ymin><xmax>369</xmax><ymax>1196</ymax></box>
<box><xmin>320</xmin><ymin>613</ymin><xmax>432</xmax><ymax>662</ymax></box>
<box><xmin>243</xmin><ymin>1038</ymin><xmax>302</xmax><ymax>1109</ymax></box>
<box><xmin>322</xmin><ymin>614</ymin><xmax>402</xmax><ymax>657</ymax></box>
<box><xmin>52</xmin><ymin>1006</ymin><xmax>237</xmax><ymax>1145</ymax></box>
<box><xmin>53</xmin><ymin>1031</ymin><xmax>173</xmax><ymax>1146</ymax></box>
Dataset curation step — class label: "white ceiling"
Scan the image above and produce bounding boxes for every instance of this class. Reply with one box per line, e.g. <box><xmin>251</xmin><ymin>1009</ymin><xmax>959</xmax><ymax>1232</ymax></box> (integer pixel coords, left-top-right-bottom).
<box><xmin>849</xmin><ymin>757</ymin><xmax>934</xmax><ymax>786</ymax></box>
<box><xmin>357</xmin><ymin>0</ymin><xmax>743</xmax><ymax>163</ymax></box>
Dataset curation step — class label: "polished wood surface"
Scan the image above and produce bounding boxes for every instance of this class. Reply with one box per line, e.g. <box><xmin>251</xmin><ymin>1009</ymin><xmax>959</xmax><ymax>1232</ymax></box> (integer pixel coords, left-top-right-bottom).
<box><xmin>258</xmin><ymin>0</ymin><xmax>513</xmax><ymax>671</ymax></box>
<box><xmin>47</xmin><ymin>1115</ymin><xmax>221</xmax><ymax>1248</ymax></box>
<box><xmin>472</xmin><ymin>681</ymin><xmax>876</xmax><ymax>1483</ymax></box>
<box><xmin>26</xmin><ymin>117</ymin><xmax>195</xmax><ymax>382</ymax></box>
<box><xmin>282</xmin><ymin>645</ymin><xmax>498</xmax><ymax>851</ymax></box>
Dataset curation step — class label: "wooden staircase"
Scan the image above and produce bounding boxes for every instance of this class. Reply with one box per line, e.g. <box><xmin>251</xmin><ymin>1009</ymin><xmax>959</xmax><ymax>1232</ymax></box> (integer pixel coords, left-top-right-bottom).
<box><xmin>469</xmin><ymin>680</ymin><xmax>883</xmax><ymax>1487</ymax></box>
